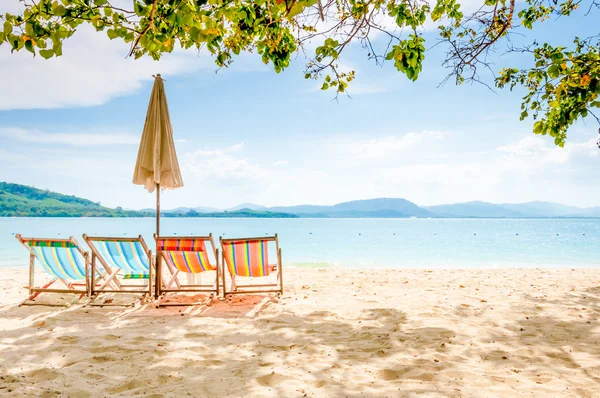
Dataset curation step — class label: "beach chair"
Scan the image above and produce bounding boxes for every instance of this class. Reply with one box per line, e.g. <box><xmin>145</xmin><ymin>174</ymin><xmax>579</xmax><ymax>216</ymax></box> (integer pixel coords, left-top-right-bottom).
<box><xmin>154</xmin><ymin>234</ymin><xmax>220</xmax><ymax>306</ymax></box>
<box><xmin>83</xmin><ymin>235</ymin><xmax>156</xmax><ymax>305</ymax></box>
<box><xmin>15</xmin><ymin>234</ymin><xmax>90</xmax><ymax>306</ymax></box>
<box><xmin>220</xmin><ymin>235</ymin><xmax>283</xmax><ymax>302</ymax></box>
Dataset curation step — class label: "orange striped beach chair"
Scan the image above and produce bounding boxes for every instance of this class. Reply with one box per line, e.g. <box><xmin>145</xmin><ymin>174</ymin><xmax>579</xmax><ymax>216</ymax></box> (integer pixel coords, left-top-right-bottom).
<box><xmin>219</xmin><ymin>235</ymin><xmax>283</xmax><ymax>302</ymax></box>
<box><xmin>154</xmin><ymin>234</ymin><xmax>220</xmax><ymax>306</ymax></box>
<box><xmin>15</xmin><ymin>234</ymin><xmax>92</xmax><ymax>306</ymax></box>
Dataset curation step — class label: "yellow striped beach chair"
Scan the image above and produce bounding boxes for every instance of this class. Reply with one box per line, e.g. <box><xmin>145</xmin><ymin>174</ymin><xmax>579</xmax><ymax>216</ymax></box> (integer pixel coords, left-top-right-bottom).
<box><xmin>15</xmin><ymin>234</ymin><xmax>91</xmax><ymax>306</ymax></box>
<box><xmin>220</xmin><ymin>235</ymin><xmax>283</xmax><ymax>302</ymax></box>
<box><xmin>154</xmin><ymin>234</ymin><xmax>219</xmax><ymax>306</ymax></box>
<box><xmin>83</xmin><ymin>235</ymin><xmax>157</xmax><ymax>305</ymax></box>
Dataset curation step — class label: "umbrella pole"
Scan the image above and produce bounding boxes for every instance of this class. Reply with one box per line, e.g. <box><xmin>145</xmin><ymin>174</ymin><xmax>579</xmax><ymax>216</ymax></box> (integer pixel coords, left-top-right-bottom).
<box><xmin>156</xmin><ymin>183</ymin><xmax>160</xmax><ymax>236</ymax></box>
<box><xmin>155</xmin><ymin>182</ymin><xmax>160</xmax><ymax>300</ymax></box>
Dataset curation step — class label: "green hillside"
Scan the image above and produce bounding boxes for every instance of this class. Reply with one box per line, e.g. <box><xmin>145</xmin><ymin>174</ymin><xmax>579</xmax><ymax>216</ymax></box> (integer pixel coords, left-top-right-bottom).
<box><xmin>0</xmin><ymin>182</ymin><xmax>146</xmax><ymax>217</ymax></box>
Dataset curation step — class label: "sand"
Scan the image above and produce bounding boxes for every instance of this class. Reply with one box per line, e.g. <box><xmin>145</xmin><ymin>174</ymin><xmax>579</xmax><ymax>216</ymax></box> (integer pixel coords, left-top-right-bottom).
<box><xmin>0</xmin><ymin>267</ymin><xmax>599</xmax><ymax>397</ymax></box>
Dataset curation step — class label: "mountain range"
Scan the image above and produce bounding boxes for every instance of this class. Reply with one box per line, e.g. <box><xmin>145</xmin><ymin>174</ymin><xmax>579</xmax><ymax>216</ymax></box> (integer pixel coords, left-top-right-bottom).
<box><xmin>2</xmin><ymin>181</ymin><xmax>600</xmax><ymax>218</ymax></box>
<box><xmin>152</xmin><ymin>198</ymin><xmax>600</xmax><ymax>218</ymax></box>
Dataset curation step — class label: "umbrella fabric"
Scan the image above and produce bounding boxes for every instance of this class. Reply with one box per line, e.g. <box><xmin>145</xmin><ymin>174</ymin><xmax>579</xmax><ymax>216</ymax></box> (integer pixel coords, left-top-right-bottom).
<box><xmin>133</xmin><ymin>75</ymin><xmax>183</xmax><ymax>192</ymax></box>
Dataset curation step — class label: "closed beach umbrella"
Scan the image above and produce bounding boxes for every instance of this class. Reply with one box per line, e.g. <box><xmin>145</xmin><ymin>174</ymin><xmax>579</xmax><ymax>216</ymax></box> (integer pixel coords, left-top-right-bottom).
<box><xmin>133</xmin><ymin>74</ymin><xmax>183</xmax><ymax>236</ymax></box>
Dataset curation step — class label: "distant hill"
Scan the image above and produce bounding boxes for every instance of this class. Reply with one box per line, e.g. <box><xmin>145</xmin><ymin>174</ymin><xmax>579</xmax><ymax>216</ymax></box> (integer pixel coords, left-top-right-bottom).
<box><xmin>227</xmin><ymin>203</ymin><xmax>266</xmax><ymax>211</ymax></box>
<box><xmin>426</xmin><ymin>201</ymin><xmax>526</xmax><ymax>218</ymax></box>
<box><xmin>0</xmin><ymin>182</ymin><xmax>146</xmax><ymax>217</ymax></box>
<box><xmin>164</xmin><ymin>206</ymin><xmax>221</xmax><ymax>214</ymax></box>
<box><xmin>572</xmin><ymin>206</ymin><xmax>600</xmax><ymax>217</ymax></box>
<box><xmin>498</xmin><ymin>201</ymin><xmax>582</xmax><ymax>217</ymax></box>
<box><xmin>270</xmin><ymin>198</ymin><xmax>433</xmax><ymax>218</ymax></box>
<box><xmin>164</xmin><ymin>209</ymin><xmax>298</xmax><ymax>218</ymax></box>
<box><xmin>426</xmin><ymin>200</ymin><xmax>595</xmax><ymax>218</ymax></box>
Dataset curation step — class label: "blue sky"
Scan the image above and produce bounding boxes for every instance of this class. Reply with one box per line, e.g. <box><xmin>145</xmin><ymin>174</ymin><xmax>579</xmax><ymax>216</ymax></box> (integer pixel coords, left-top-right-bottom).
<box><xmin>1</xmin><ymin>1</ymin><xmax>599</xmax><ymax>210</ymax></box>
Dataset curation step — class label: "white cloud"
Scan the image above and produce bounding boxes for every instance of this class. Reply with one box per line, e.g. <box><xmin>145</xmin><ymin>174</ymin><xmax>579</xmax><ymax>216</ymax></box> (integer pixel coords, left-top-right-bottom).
<box><xmin>272</xmin><ymin>160</ymin><xmax>289</xmax><ymax>167</ymax></box>
<box><xmin>0</xmin><ymin>127</ymin><xmax>139</xmax><ymax>146</ymax></box>
<box><xmin>497</xmin><ymin>136</ymin><xmax>598</xmax><ymax>171</ymax></box>
<box><xmin>0</xmin><ymin>148</ymin><xmax>29</xmax><ymax>162</ymax></box>
<box><xmin>0</xmin><ymin>23</ymin><xmax>211</xmax><ymax>110</ymax></box>
<box><xmin>184</xmin><ymin>143</ymin><xmax>259</xmax><ymax>181</ymax></box>
<box><xmin>346</xmin><ymin>131</ymin><xmax>447</xmax><ymax>159</ymax></box>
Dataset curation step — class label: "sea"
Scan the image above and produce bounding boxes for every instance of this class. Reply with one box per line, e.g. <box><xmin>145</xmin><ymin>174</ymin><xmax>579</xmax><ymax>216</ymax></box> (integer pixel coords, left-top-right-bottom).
<box><xmin>1</xmin><ymin>217</ymin><xmax>598</xmax><ymax>269</ymax></box>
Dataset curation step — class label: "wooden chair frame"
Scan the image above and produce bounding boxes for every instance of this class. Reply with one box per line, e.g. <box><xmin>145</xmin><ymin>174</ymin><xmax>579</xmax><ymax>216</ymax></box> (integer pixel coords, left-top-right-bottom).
<box><xmin>154</xmin><ymin>234</ymin><xmax>220</xmax><ymax>306</ymax></box>
<box><xmin>220</xmin><ymin>234</ymin><xmax>283</xmax><ymax>302</ymax></box>
<box><xmin>83</xmin><ymin>235</ymin><xmax>156</xmax><ymax>305</ymax></box>
<box><xmin>15</xmin><ymin>234</ymin><xmax>91</xmax><ymax>307</ymax></box>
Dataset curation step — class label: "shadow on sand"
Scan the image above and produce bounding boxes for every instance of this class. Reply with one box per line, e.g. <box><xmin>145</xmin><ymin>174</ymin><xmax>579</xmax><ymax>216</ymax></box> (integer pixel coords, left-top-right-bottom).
<box><xmin>0</xmin><ymin>286</ymin><xmax>599</xmax><ymax>397</ymax></box>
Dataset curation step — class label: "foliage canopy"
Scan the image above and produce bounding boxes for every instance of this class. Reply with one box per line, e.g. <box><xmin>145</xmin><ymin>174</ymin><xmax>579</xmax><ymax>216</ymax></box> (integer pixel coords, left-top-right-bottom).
<box><xmin>1</xmin><ymin>0</ymin><xmax>598</xmax><ymax>146</ymax></box>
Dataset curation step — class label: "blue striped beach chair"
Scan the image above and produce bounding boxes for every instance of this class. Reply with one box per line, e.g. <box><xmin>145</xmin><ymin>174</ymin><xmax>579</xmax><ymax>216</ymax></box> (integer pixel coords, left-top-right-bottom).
<box><xmin>83</xmin><ymin>235</ymin><xmax>158</xmax><ymax>305</ymax></box>
<box><xmin>15</xmin><ymin>234</ymin><xmax>91</xmax><ymax>306</ymax></box>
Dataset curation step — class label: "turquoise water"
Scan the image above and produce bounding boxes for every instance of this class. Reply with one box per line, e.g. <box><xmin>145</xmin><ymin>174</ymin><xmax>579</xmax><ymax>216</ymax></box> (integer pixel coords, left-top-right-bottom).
<box><xmin>1</xmin><ymin>217</ymin><xmax>598</xmax><ymax>268</ymax></box>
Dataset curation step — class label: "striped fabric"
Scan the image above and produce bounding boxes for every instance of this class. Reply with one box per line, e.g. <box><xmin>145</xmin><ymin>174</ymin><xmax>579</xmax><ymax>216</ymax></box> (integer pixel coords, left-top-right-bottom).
<box><xmin>222</xmin><ymin>240</ymin><xmax>269</xmax><ymax>277</ymax></box>
<box><xmin>93</xmin><ymin>240</ymin><xmax>150</xmax><ymax>274</ymax></box>
<box><xmin>123</xmin><ymin>273</ymin><xmax>149</xmax><ymax>279</ymax></box>
<box><xmin>31</xmin><ymin>246</ymin><xmax>86</xmax><ymax>280</ymax></box>
<box><xmin>157</xmin><ymin>239</ymin><xmax>215</xmax><ymax>273</ymax></box>
<box><xmin>157</xmin><ymin>238</ymin><xmax>206</xmax><ymax>252</ymax></box>
<box><xmin>28</xmin><ymin>240</ymin><xmax>76</xmax><ymax>248</ymax></box>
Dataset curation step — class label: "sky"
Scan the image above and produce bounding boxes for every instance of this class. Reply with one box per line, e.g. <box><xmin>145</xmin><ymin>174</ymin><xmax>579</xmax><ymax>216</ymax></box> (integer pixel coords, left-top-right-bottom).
<box><xmin>1</xmin><ymin>1</ymin><xmax>599</xmax><ymax>210</ymax></box>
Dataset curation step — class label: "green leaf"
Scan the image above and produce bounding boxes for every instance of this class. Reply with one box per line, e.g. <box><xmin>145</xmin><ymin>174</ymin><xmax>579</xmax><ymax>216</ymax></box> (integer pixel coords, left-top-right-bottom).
<box><xmin>548</xmin><ymin>64</ymin><xmax>560</xmax><ymax>79</ymax></box>
<box><xmin>288</xmin><ymin>2</ymin><xmax>306</xmax><ymax>18</ymax></box>
<box><xmin>533</xmin><ymin>121</ymin><xmax>544</xmax><ymax>134</ymax></box>
<box><xmin>39</xmin><ymin>49</ymin><xmax>54</xmax><ymax>59</ymax></box>
<box><xmin>24</xmin><ymin>40</ymin><xmax>34</xmax><ymax>54</ymax></box>
<box><xmin>182</xmin><ymin>13</ymin><xmax>194</xmax><ymax>25</ymax></box>
<box><xmin>107</xmin><ymin>29</ymin><xmax>118</xmax><ymax>40</ymax></box>
<box><xmin>133</xmin><ymin>2</ymin><xmax>145</xmax><ymax>15</ymax></box>
<box><xmin>55</xmin><ymin>5</ymin><xmax>67</xmax><ymax>17</ymax></box>
<box><xmin>3</xmin><ymin>21</ymin><xmax>12</xmax><ymax>35</ymax></box>
<box><xmin>52</xmin><ymin>40</ymin><xmax>62</xmax><ymax>56</ymax></box>
<box><xmin>189</xmin><ymin>27</ymin><xmax>200</xmax><ymax>41</ymax></box>
<box><xmin>25</xmin><ymin>23</ymin><xmax>34</xmax><ymax>37</ymax></box>
<box><xmin>321</xmin><ymin>82</ymin><xmax>329</xmax><ymax>90</ymax></box>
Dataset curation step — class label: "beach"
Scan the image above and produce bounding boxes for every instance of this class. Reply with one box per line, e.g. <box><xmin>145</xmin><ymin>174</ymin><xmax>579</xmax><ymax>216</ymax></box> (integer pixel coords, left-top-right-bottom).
<box><xmin>0</xmin><ymin>267</ymin><xmax>599</xmax><ymax>397</ymax></box>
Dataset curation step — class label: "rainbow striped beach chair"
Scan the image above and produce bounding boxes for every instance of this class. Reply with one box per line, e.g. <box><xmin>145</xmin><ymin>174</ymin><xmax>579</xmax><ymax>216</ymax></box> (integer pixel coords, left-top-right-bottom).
<box><xmin>154</xmin><ymin>234</ymin><xmax>219</xmax><ymax>306</ymax></box>
<box><xmin>83</xmin><ymin>235</ymin><xmax>155</xmax><ymax>305</ymax></box>
<box><xmin>15</xmin><ymin>234</ymin><xmax>91</xmax><ymax>306</ymax></box>
<box><xmin>220</xmin><ymin>235</ymin><xmax>283</xmax><ymax>302</ymax></box>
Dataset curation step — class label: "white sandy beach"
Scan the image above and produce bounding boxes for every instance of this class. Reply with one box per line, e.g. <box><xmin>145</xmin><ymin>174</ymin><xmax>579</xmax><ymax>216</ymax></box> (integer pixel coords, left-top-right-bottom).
<box><xmin>0</xmin><ymin>267</ymin><xmax>599</xmax><ymax>397</ymax></box>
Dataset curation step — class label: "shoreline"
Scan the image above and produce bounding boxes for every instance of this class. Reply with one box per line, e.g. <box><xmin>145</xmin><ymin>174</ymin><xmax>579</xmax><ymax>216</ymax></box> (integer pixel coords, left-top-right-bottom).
<box><xmin>1</xmin><ymin>267</ymin><xmax>599</xmax><ymax>396</ymax></box>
